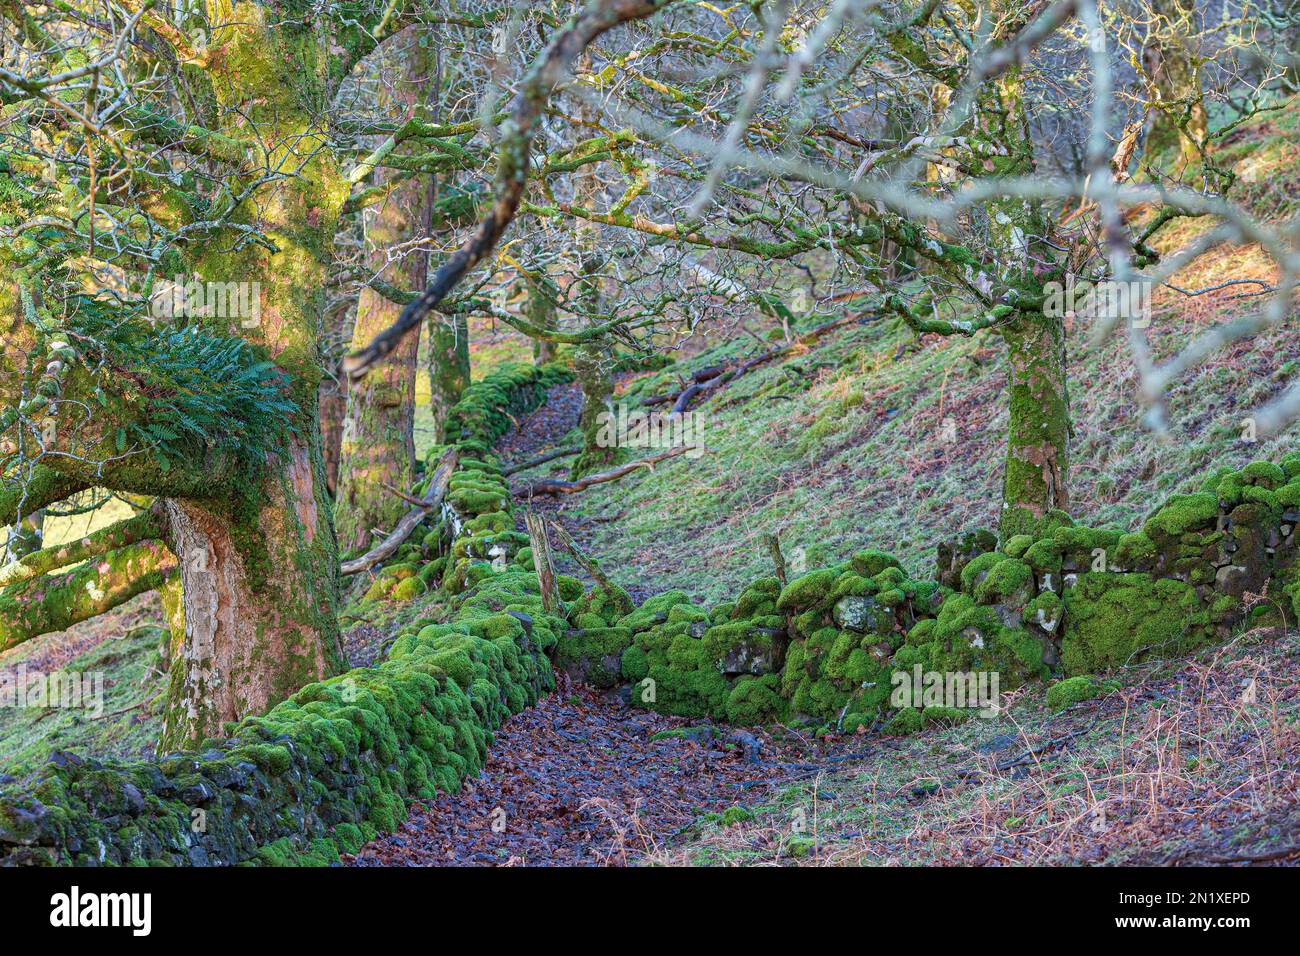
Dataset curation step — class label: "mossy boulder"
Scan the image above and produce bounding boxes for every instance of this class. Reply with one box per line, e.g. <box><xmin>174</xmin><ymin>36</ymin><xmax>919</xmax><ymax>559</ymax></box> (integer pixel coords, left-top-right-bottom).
<box><xmin>1046</xmin><ymin>674</ymin><xmax>1118</xmax><ymax>712</ymax></box>
<box><xmin>554</xmin><ymin>627</ymin><xmax>634</xmax><ymax>688</ymax></box>
<box><xmin>1061</xmin><ymin>573</ymin><xmax>1210</xmax><ymax>673</ymax></box>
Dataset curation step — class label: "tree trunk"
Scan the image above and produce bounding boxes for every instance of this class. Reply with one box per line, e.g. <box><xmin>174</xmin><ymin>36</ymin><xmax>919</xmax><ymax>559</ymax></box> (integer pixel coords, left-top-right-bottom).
<box><xmin>568</xmin><ymin>52</ymin><xmax>620</xmax><ymax>479</ymax></box>
<box><xmin>333</xmin><ymin>178</ymin><xmax>424</xmax><ymax>554</ymax></box>
<box><xmin>970</xmin><ymin>25</ymin><xmax>1070</xmax><ymax>540</ymax></box>
<box><xmin>158</xmin><ymin>449</ymin><xmax>344</xmax><ymax>750</ymax></box>
<box><xmin>418</xmin><ymin>36</ymin><xmax>471</xmax><ymax>443</ymax></box>
<box><xmin>1000</xmin><ymin>313</ymin><xmax>1071</xmax><ymax>539</ymax></box>
<box><xmin>0</xmin><ymin>280</ymin><xmax>43</xmax><ymax>563</ymax></box>
<box><xmin>319</xmin><ymin>293</ymin><xmax>358</xmax><ymax>496</ymax></box>
<box><xmin>571</xmin><ymin>336</ymin><xmax>619</xmax><ymax>478</ymax></box>
<box><xmin>427</xmin><ymin>311</ymin><xmax>470</xmax><ymax>442</ymax></box>
<box><xmin>527</xmin><ymin>265</ymin><xmax>559</xmax><ymax>365</ymax></box>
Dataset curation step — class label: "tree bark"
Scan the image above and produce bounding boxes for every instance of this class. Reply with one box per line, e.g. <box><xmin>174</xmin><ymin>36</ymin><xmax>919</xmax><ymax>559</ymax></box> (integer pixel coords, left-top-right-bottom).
<box><xmin>333</xmin><ymin>202</ymin><xmax>422</xmax><ymax>555</ymax></box>
<box><xmin>333</xmin><ymin>31</ymin><xmax>445</xmax><ymax>555</ymax></box>
<box><xmin>571</xmin><ymin>337</ymin><xmax>619</xmax><ymax>477</ymax></box>
<box><xmin>1000</xmin><ymin>313</ymin><xmax>1071</xmax><ymax>539</ymax></box>
<box><xmin>420</xmin><ymin>40</ymin><xmax>471</xmax><ymax>441</ymax></box>
<box><xmin>319</xmin><ymin>293</ymin><xmax>358</xmax><ymax>497</ymax></box>
<box><xmin>971</xmin><ymin>17</ymin><xmax>1070</xmax><ymax>539</ymax></box>
<box><xmin>0</xmin><ymin>539</ymin><xmax>176</xmax><ymax>652</ymax></box>
<box><xmin>527</xmin><ymin>266</ymin><xmax>559</xmax><ymax>366</ymax></box>
<box><xmin>568</xmin><ymin>51</ymin><xmax>620</xmax><ymax>480</ymax></box>
<box><xmin>427</xmin><ymin>310</ymin><xmax>470</xmax><ymax>443</ymax></box>
<box><xmin>157</xmin><ymin>459</ymin><xmax>342</xmax><ymax>750</ymax></box>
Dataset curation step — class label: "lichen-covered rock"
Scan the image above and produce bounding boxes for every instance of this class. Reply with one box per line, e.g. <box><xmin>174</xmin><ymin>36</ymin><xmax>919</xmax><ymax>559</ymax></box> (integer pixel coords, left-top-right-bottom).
<box><xmin>935</xmin><ymin>528</ymin><xmax>997</xmax><ymax>588</ymax></box>
<box><xmin>833</xmin><ymin>595</ymin><xmax>886</xmax><ymax>633</ymax></box>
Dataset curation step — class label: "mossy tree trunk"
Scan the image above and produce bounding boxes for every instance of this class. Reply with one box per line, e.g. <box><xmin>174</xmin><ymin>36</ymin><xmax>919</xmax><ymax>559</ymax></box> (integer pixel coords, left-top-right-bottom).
<box><xmin>155</xmin><ymin>0</ymin><xmax>349</xmax><ymax>749</ymax></box>
<box><xmin>571</xmin><ymin>335</ymin><xmax>618</xmax><ymax>478</ymax></box>
<box><xmin>1000</xmin><ymin>313</ymin><xmax>1071</xmax><ymax>538</ymax></box>
<box><xmin>427</xmin><ymin>310</ymin><xmax>470</xmax><ymax>442</ymax></box>
<box><xmin>417</xmin><ymin>41</ymin><xmax>471</xmax><ymax>443</ymax></box>
<box><xmin>898</xmin><ymin>18</ymin><xmax>1071</xmax><ymax>542</ymax></box>
<box><xmin>569</xmin><ymin>61</ymin><xmax>619</xmax><ymax>480</ymax></box>
<box><xmin>0</xmin><ymin>280</ymin><xmax>42</xmax><ymax>563</ymax></box>
<box><xmin>979</xmin><ymin>37</ymin><xmax>1069</xmax><ymax>540</ymax></box>
<box><xmin>333</xmin><ymin>40</ymin><xmax>430</xmax><ymax>553</ymax></box>
<box><xmin>319</xmin><ymin>293</ymin><xmax>358</xmax><ymax>496</ymax></box>
<box><xmin>526</xmin><ymin>254</ymin><xmax>559</xmax><ymax>365</ymax></box>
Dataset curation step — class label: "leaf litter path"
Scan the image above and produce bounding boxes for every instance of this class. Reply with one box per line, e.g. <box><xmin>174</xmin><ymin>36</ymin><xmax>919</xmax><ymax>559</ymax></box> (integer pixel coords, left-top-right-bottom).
<box><xmin>345</xmin><ymin>678</ymin><xmax>832</xmax><ymax>866</ymax></box>
<box><xmin>347</xmin><ymin>380</ymin><xmax>844</xmax><ymax>865</ymax></box>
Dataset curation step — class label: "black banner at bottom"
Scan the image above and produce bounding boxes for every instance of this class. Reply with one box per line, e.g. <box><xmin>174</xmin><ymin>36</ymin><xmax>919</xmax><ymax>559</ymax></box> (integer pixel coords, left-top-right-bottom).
<box><xmin>0</xmin><ymin>863</ymin><xmax>1283</xmax><ymax>943</ymax></box>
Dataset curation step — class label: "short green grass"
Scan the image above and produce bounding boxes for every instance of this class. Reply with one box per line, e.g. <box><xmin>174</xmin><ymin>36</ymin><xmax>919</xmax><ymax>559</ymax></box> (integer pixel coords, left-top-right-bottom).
<box><xmin>0</xmin><ymin>623</ymin><xmax>165</xmax><ymax>777</ymax></box>
<box><xmin>535</xmin><ymin>303</ymin><xmax>1298</xmax><ymax>604</ymax></box>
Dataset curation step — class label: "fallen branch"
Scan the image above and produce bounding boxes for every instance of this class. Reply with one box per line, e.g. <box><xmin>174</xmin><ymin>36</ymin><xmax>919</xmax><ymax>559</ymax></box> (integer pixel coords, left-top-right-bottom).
<box><xmin>502</xmin><ymin>446</ymin><xmax>580</xmax><ymax>476</ymax></box>
<box><xmin>340</xmin><ymin>448</ymin><xmax>458</xmax><ymax>576</ymax></box>
<box><xmin>643</xmin><ymin>364</ymin><xmax>728</xmax><ymax>406</ymax></box>
<box><xmin>381</xmin><ymin>482</ymin><xmax>429</xmax><ymax>508</ymax></box>
<box><xmin>519</xmin><ymin>444</ymin><xmax>702</xmax><ymax>496</ymax></box>
<box><xmin>667</xmin><ymin>313</ymin><xmax>869</xmax><ymax>413</ymax></box>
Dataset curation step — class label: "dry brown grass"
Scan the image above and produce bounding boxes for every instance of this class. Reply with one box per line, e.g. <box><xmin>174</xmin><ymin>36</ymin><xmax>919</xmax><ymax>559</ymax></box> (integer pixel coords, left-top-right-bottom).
<box><xmin>641</xmin><ymin>628</ymin><xmax>1300</xmax><ymax>867</ymax></box>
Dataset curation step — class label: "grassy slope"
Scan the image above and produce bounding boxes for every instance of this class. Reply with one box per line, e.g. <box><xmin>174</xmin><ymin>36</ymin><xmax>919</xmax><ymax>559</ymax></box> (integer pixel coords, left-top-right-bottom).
<box><xmin>0</xmin><ymin>597</ymin><xmax>166</xmax><ymax>776</ymax></box>
<box><xmin>555</xmin><ymin>103</ymin><xmax>1297</xmax><ymax>865</ymax></box>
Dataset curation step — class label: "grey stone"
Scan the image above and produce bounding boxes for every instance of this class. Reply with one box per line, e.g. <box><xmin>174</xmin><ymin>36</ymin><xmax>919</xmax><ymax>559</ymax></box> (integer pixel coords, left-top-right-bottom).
<box><xmin>721</xmin><ymin>636</ymin><xmax>777</xmax><ymax>675</ymax></box>
<box><xmin>122</xmin><ymin>782</ymin><xmax>146</xmax><ymax>816</ymax></box>
<box><xmin>1215</xmin><ymin>564</ymin><xmax>1250</xmax><ymax>597</ymax></box>
<box><xmin>833</xmin><ymin>595</ymin><xmax>882</xmax><ymax>633</ymax></box>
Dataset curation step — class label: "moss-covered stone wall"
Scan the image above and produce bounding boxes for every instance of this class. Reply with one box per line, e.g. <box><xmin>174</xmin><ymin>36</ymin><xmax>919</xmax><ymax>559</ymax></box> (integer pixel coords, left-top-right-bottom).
<box><xmin>556</xmin><ymin>455</ymin><xmax>1300</xmax><ymax>735</ymax></box>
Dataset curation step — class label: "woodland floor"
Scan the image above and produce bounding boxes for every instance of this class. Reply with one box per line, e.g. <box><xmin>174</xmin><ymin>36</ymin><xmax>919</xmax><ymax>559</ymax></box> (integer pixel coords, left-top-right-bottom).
<box><xmin>349</xmin><ymin>620</ymin><xmax>1300</xmax><ymax>868</ymax></box>
<box><xmin>345</xmin><ymin>677</ymin><xmax>828</xmax><ymax>866</ymax></box>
